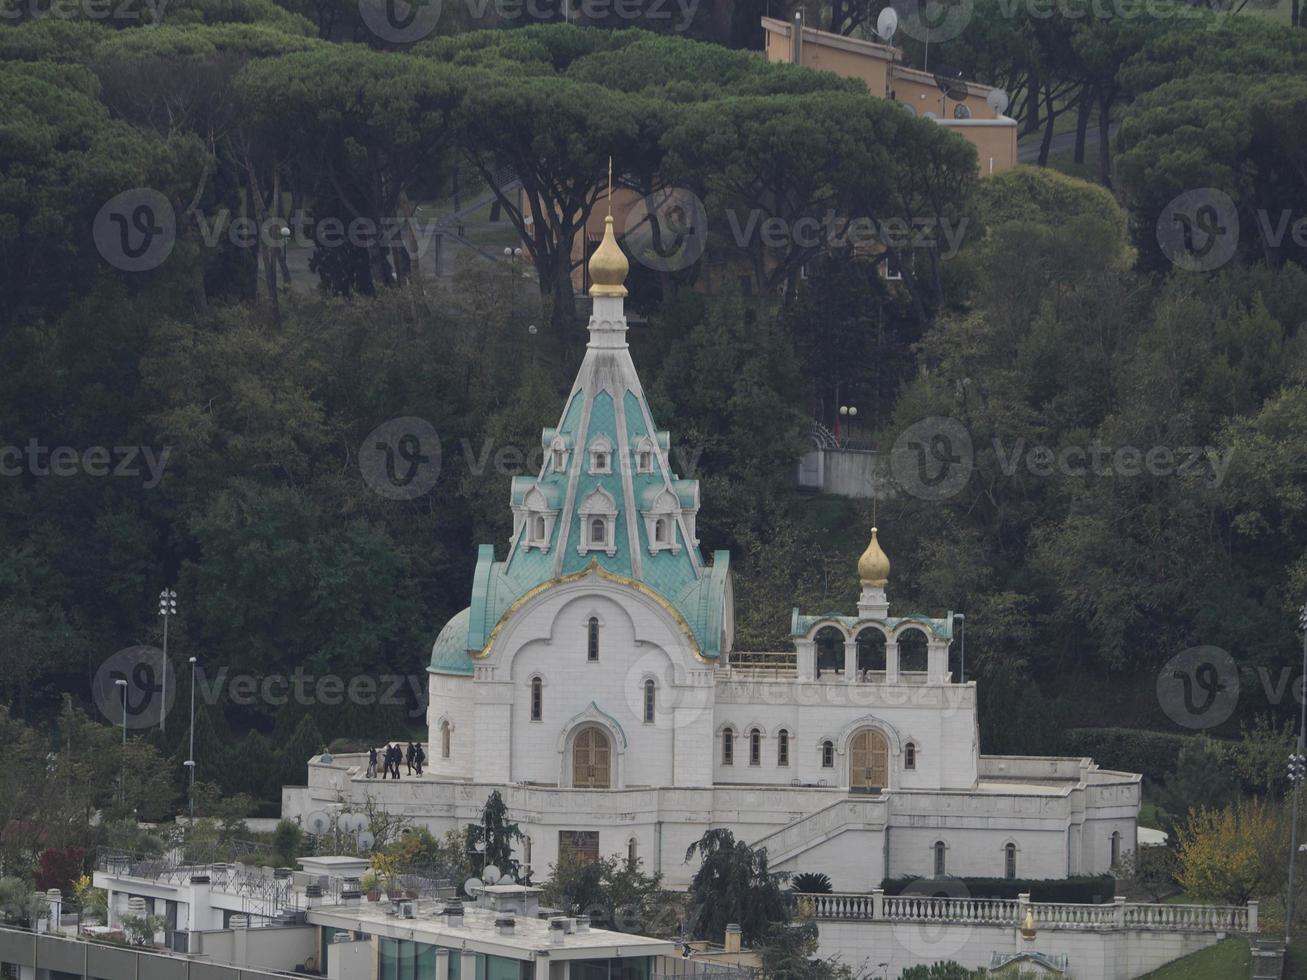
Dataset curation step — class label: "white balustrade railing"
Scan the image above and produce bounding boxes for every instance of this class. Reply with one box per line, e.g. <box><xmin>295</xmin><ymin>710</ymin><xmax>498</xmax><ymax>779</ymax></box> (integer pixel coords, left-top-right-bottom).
<box><xmin>799</xmin><ymin>891</ymin><xmax>1255</xmax><ymax>936</ymax></box>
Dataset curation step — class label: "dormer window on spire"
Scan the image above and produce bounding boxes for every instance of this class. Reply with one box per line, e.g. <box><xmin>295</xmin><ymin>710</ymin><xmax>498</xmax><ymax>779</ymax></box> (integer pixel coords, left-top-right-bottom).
<box><xmin>520</xmin><ymin>486</ymin><xmax>558</xmax><ymax>552</ymax></box>
<box><xmin>550</xmin><ymin>435</ymin><xmax>570</xmax><ymax>474</ymax></box>
<box><xmin>589</xmin><ymin>436</ymin><xmax>613</xmax><ymax>475</ymax></box>
<box><xmin>577</xmin><ymin>486</ymin><xmax>618</xmax><ymax>557</ymax></box>
<box><xmin>640</xmin><ymin>486</ymin><xmax>681</xmax><ymax>556</ymax></box>
<box><xmin>634</xmin><ymin>435</ymin><xmax>657</xmax><ymax>475</ymax></box>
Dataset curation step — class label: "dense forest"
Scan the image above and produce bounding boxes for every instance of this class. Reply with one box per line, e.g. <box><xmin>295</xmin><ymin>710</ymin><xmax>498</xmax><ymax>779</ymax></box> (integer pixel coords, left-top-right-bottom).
<box><xmin>1</xmin><ymin>0</ymin><xmax>1305</xmax><ymax>834</ymax></box>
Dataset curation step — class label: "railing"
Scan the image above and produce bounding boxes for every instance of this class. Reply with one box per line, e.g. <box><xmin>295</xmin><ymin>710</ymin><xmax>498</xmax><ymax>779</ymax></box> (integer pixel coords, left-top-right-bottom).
<box><xmin>1122</xmin><ymin>902</ymin><xmax>1249</xmax><ymax>933</ymax></box>
<box><xmin>726</xmin><ymin>652</ymin><xmax>796</xmax><ymax>672</ymax></box>
<box><xmin>799</xmin><ymin>891</ymin><xmax>1256</xmax><ymax>936</ymax></box>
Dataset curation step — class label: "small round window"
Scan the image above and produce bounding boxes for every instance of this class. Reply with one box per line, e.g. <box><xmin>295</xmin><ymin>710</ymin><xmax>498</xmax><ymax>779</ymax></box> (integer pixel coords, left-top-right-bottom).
<box><xmin>954</xmin><ymin>104</ymin><xmax>972</xmax><ymax>120</ymax></box>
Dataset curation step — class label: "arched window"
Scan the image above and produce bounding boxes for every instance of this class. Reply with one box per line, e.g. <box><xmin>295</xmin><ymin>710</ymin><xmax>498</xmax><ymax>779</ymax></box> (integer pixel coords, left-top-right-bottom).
<box><xmin>654</xmin><ymin>519</ymin><xmax>667</xmax><ymax>543</ymax></box>
<box><xmin>638</xmin><ymin>450</ymin><xmax>652</xmax><ymax>472</ymax></box>
<box><xmin>441</xmin><ymin>721</ymin><xmax>451</xmax><ymax>759</ymax></box>
<box><xmin>815</xmin><ymin>626</ymin><xmax>844</xmax><ymax>677</ymax></box>
<box><xmin>722</xmin><ymin>728</ymin><xmax>734</xmax><ymax>766</ymax></box>
<box><xmin>749</xmin><ymin>728</ymin><xmax>762</xmax><ymax>766</ymax></box>
<box><xmin>904</xmin><ymin>743</ymin><xmax>916</xmax><ymax>770</ymax></box>
<box><xmin>777</xmin><ymin>730</ymin><xmax>790</xmax><ymax>767</ymax></box>
<box><xmin>821</xmin><ymin>740</ymin><xmax>834</xmax><ymax>769</ymax></box>
<box><xmin>933</xmin><ymin>841</ymin><xmax>947</xmax><ymax>877</ymax></box>
<box><xmin>643</xmin><ymin>679</ymin><xmax>656</xmax><ymax>723</ymax></box>
<box><xmin>587</xmin><ymin>617</ymin><xmax>600</xmax><ymax>661</ymax></box>
<box><xmin>1110</xmin><ymin>831</ymin><xmax>1121</xmax><ymax>867</ymax></box>
<box><xmin>856</xmin><ymin>629</ymin><xmax>886</xmax><ymax>675</ymax></box>
<box><xmin>627</xmin><ymin>838</ymin><xmax>638</xmax><ymax>867</ymax></box>
<box><xmin>898</xmin><ymin>628</ymin><xmax>929</xmax><ymax>673</ymax></box>
<box><xmin>1004</xmin><ymin>843</ymin><xmax>1017</xmax><ymax>880</ymax></box>
<box><xmin>553</xmin><ymin>448</ymin><xmax>566</xmax><ymax>471</ymax></box>
<box><xmin>533</xmin><ymin>515</ymin><xmax>546</xmax><ymax>541</ymax></box>
<box><xmin>589</xmin><ymin>518</ymin><xmax>606</xmax><ymax>547</ymax></box>
<box><xmin>530</xmin><ymin>677</ymin><xmax>543</xmax><ymax>721</ymax></box>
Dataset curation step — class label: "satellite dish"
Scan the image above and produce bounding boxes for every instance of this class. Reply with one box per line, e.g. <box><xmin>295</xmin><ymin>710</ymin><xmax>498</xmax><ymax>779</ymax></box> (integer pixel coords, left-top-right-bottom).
<box><xmin>923</xmin><ymin>111</ymin><xmax>939</xmax><ymax>119</ymax></box>
<box><xmin>933</xmin><ymin>68</ymin><xmax>969</xmax><ymax>103</ymax></box>
<box><xmin>497</xmin><ymin>873</ymin><xmax>515</xmax><ymax>885</ymax></box>
<box><xmin>876</xmin><ymin>6</ymin><xmax>897</xmax><ymax>42</ymax></box>
<box><xmin>986</xmin><ymin>88</ymin><xmax>1010</xmax><ymax>116</ymax></box>
<box><xmin>464</xmin><ymin>877</ymin><xmax>485</xmax><ymax>897</ymax></box>
<box><xmin>306</xmin><ymin>811</ymin><xmax>330</xmax><ymax>835</ymax></box>
<box><xmin>349</xmin><ymin>814</ymin><xmax>370</xmax><ymax>833</ymax></box>
<box><xmin>483</xmin><ymin>865</ymin><xmax>501</xmax><ymax>883</ymax></box>
<box><xmin>357</xmin><ymin>831</ymin><xmax>376</xmax><ymax>851</ymax></box>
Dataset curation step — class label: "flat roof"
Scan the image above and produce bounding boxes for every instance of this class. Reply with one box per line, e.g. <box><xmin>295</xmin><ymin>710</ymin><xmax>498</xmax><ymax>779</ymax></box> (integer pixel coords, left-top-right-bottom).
<box><xmin>308</xmin><ymin>902</ymin><xmax>676</xmax><ymax>962</ymax></box>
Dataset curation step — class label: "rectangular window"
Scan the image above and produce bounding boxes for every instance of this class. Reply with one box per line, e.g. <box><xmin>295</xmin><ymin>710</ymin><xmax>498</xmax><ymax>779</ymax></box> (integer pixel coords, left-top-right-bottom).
<box><xmin>722</xmin><ymin>730</ymin><xmax>734</xmax><ymax>766</ymax></box>
<box><xmin>559</xmin><ymin>830</ymin><xmax>601</xmax><ymax>866</ymax></box>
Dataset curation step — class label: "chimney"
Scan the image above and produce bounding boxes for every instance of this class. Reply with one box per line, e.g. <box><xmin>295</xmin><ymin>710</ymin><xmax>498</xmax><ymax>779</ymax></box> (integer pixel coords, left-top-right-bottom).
<box><xmin>444</xmin><ymin>900</ymin><xmax>464</xmax><ymax>927</ymax></box>
<box><xmin>575</xmin><ymin>915</ymin><xmax>590</xmax><ymax>934</ymax></box>
<box><xmin>550</xmin><ymin>917</ymin><xmax>567</xmax><ymax>946</ymax></box>
<box><xmin>496</xmin><ymin>913</ymin><xmax>516</xmax><ymax>937</ymax></box>
<box><xmin>724</xmin><ymin>924</ymin><xmax>742</xmax><ymax>954</ymax></box>
<box><xmin>305</xmin><ymin>884</ymin><xmax>323</xmax><ymax>909</ymax></box>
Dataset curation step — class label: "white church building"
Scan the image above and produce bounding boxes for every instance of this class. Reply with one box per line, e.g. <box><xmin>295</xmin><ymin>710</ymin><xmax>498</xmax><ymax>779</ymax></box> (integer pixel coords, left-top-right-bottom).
<box><xmin>282</xmin><ymin>204</ymin><xmax>1140</xmax><ymax>892</ymax></box>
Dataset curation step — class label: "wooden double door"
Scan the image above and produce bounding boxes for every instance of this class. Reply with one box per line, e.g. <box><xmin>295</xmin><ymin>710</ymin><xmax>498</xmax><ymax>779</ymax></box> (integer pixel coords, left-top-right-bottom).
<box><xmin>849</xmin><ymin>729</ymin><xmax>889</xmax><ymax>790</ymax></box>
<box><xmin>572</xmin><ymin>726</ymin><xmax>611</xmax><ymax>788</ymax></box>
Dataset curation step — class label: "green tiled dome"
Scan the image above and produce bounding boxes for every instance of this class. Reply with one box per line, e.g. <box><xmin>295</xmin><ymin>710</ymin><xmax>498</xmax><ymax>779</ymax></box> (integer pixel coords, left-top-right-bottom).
<box><xmin>428</xmin><ymin>607</ymin><xmax>474</xmax><ymax>675</ymax></box>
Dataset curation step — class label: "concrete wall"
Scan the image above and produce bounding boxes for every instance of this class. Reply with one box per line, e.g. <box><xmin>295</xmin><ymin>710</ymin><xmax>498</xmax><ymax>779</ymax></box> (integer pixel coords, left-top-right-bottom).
<box><xmin>813</xmin><ymin>919</ymin><xmax>1233</xmax><ymax>979</ymax></box>
<box><xmin>796</xmin><ymin>448</ymin><xmax>878</xmax><ymax>498</ymax></box>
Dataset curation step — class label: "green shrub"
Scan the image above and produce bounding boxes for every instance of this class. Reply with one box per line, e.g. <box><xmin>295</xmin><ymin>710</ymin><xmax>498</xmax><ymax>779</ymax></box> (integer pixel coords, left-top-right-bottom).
<box><xmin>790</xmin><ymin>872</ymin><xmax>833</xmax><ymax>893</ymax></box>
<box><xmin>880</xmin><ymin>875</ymin><xmax>1115</xmax><ymax>903</ymax></box>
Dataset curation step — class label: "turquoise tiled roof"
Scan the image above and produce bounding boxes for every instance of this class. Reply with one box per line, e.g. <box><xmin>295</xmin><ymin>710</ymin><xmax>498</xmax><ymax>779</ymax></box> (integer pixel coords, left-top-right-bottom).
<box><xmin>428</xmin><ymin>607</ymin><xmax>475</xmax><ymax>675</ymax></box>
<box><xmin>441</xmin><ymin>299</ymin><xmax>730</xmax><ymax>666</ymax></box>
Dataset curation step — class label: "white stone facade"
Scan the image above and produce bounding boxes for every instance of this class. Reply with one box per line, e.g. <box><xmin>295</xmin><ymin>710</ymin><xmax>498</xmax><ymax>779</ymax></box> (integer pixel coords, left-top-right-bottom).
<box><xmin>283</xmin><ymin>222</ymin><xmax>1140</xmax><ymax>893</ymax></box>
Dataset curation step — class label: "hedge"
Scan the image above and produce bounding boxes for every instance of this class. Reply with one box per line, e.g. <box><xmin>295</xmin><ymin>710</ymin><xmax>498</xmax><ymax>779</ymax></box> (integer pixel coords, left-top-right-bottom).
<box><xmin>1059</xmin><ymin>727</ymin><xmax>1235</xmax><ymax>783</ymax></box>
<box><xmin>880</xmin><ymin>874</ymin><xmax>1115</xmax><ymax>903</ymax></box>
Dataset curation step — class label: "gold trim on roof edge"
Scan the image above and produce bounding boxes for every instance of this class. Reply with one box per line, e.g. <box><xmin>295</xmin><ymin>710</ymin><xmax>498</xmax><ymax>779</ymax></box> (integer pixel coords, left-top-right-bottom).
<box><xmin>475</xmin><ymin>559</ymin><xmax>709</xmax><ymax>664</ymax></box>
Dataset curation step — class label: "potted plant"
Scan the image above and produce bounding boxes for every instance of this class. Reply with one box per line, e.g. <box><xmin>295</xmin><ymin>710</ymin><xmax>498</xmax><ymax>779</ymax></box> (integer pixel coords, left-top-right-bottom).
<box><xmin>370</xmin><ymin>852</ymin><xmax>402</xmax><ymax>900</ymax></box>
<box><xmin>360</xmin><ymin>871</ymin><xmax>381</xmax><ymax>902</ymax></box>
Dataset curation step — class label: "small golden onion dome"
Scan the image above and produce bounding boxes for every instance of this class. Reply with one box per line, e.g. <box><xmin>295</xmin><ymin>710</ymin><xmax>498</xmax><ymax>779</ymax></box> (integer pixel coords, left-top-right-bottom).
<box><xmin>858</xmin><ymin>526</ymin><xmax>890</xmax><ymax>587</ymax></box>
<box><xmin>589</xmin><ymin>214</ymin><xmax>629</xmax><ymax>298</ymax></box>
<box><xmin>1021</xmin><ymin>907</ymin><xmax>1037</xmax><ymax>941</ymax></box>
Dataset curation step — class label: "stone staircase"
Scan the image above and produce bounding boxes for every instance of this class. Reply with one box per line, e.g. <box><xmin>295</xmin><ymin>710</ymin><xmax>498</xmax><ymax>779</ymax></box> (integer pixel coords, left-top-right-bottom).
<box><xmin>750</xmin><ymin>796</ymin><xmax>887</xmax><ymax>867</ymax></box>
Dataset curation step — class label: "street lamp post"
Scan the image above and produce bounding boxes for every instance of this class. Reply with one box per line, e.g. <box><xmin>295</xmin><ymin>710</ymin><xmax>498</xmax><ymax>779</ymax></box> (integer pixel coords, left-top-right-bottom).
<box><xmin>187</xmin><ymin>656</ymin><xmax>198</xmax><ymax>825</ymax></box>
<box><xmin>837</xmin><ymin>404</ymin><xmax>857</xmax><ymax>444</ymax></box>
<box><xmin>158</xmin><ymin>589</ymin><xmax>177</xmax><ymax>733</ymax></box>
<box><xmin>1286</xmin><ymin>603</ymin><xmax>1307</xmax><ymax>945</ymax></box>
<box><xmin>115</xmin><ymin>678</ymin><xmax>128</xmax><ymax>807</ymax></box>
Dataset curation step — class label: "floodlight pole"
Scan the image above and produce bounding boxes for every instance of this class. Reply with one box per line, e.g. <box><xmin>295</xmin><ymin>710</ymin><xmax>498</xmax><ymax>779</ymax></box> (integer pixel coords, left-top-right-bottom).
<box><xmin>1286</xmin><ymin>603</ymin><xmax>1307</xmax><ymax>945</ymax></box>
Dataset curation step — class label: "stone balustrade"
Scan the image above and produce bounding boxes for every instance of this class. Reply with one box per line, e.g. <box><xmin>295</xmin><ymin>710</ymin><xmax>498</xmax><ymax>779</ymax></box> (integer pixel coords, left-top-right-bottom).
<box><xmin>800</xmin><ymin>890</ymin><xmax>1256</xmax><ymax>936</ymax></box>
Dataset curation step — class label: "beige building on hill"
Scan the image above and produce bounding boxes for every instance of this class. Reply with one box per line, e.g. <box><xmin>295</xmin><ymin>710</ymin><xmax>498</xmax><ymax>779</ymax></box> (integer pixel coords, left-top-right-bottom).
<box><xmin>761</xmin><ymin>15</ymin><xmax>1019</xmax><ymax>176</ymax></box>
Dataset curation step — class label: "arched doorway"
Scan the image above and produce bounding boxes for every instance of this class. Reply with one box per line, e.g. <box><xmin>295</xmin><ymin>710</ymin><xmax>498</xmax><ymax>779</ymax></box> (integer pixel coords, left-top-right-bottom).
<box><xmin>849</xmin><ymin>729</ymin><xmax>889</xmax><ymax>790</ymax></box>
<box><xmin>572</xmin><ymin>727</ymin><xmax>611</xmax><ymax>788</ymax></box>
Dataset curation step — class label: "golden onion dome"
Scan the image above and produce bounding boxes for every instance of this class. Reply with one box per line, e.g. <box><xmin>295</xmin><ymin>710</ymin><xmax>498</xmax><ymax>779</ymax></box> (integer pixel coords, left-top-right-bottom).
<box><xmin>858</xmin><ymin>526</ymin><xmax>890</xmax><ymax>587</ymax></box>
<box><xmin>588</xmin><ymin>213</ymin><xmax>629</xmax><ymax>298</ymax></box>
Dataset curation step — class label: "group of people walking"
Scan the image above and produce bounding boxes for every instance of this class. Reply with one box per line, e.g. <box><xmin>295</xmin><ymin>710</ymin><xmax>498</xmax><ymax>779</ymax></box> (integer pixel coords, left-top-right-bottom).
<box><xmin>367</xmin><ymin>740</ymin><xmax>424</xmax><ymax>779</ymax></box>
